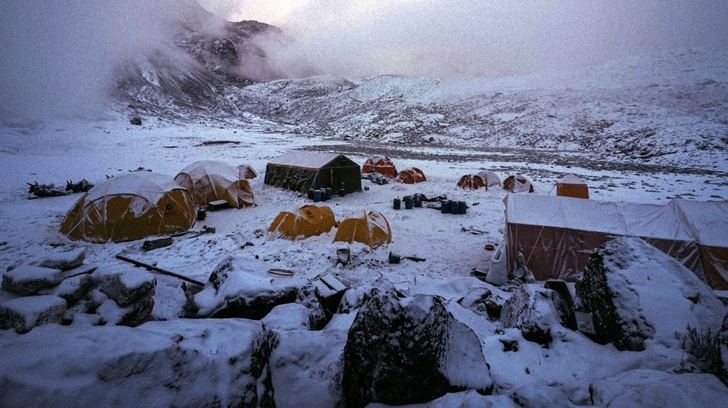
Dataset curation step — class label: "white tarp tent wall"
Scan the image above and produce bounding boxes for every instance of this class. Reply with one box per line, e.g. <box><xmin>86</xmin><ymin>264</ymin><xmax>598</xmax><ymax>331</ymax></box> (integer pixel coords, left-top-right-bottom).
<box><xmin>504</xmin><ymin>195</ymin><xmax>727</xmax><ymax>289</ymax></box>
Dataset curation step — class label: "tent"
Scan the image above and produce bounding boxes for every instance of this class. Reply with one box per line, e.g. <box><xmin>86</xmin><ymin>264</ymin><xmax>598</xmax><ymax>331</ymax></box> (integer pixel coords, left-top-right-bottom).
<box><xmin>59</xmin><ymin>173</ymin><xmax>196</xmax><ymax>243</ymax></box>
<box><xmin>268</xmin><ymin>205</ymin><xmax>336</xmax><ymax>240</ymax></box>
<box><xmin>458</xmin><ymin>171</ymin><xmax>501</xmax><ymax>190</ymax></box>
<box><xmin>503</xmin><ymin>175</ymin><xmax>534</xmax><ymax>193</ymax></box>
<box><xmin>396</xmin><ymin>167</ymin><xmax>426</xmax><ymax>184</ymax></box>
<box><xmin>504</xmin><ymin>194</ymin><xmax>728</xmax><ymax>289</ymax></box>
<box><xmin>362</xmin><ymin>155</ymin><xmax>398</xmax><ymax>178</ymax></box>
<box><xmin>265</xmin><ymin>151</ymin><xmax>362</xmax><ymax>194</ymax></box>
<box><xmin>174</xmin><ymin>160</ymin><xmax>255</xmax><ymax>208</ymax></box>
<box><xmin>334</xmin><ymin>210</ymin><xmax>392</xmax><ymax>249</ymax></box>
<box><xmin>556</xmin><ymin>174</ymin><xmax>589</xmax><ymax>199</ymax></box>
<box><xmin>237</xmin><ymin>164</ymin><xmax>257</xmax><ymax>180</ymax></box>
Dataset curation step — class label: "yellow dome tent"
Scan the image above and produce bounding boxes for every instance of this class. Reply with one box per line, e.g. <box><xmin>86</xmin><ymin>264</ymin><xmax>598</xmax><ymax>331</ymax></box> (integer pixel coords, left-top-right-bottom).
<box><xmin>268</xmin><ymin>205</ymin><xmax>336</xmax><ymax>240</ymax></box>
<box><xmin>334</xmin><ymin>210</ymin><xmax>392</xmax><ymax>249</ymax></box>
<box><xmin>174</xmin><ymin>160</ymin><xmax>255</xmax><ymax>208</ymax></box>
<box><xmin>59</xmin><ymin>173</ymin><xmax>196</xmax><ymax>243</ymax></box>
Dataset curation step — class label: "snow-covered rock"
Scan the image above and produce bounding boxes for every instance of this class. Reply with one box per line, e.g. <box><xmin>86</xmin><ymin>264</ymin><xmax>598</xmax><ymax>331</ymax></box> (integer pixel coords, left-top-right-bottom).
<box><xmin>0</xmin><ymin>319</ymin><xmax>276</xmax><ymax>407</ymax></box>
<box><xmin>509</xmin><ymin>384</ymin><xmax>576</xmax><ymax>408</ymax></box>
<box><xmin>95</xmin><ymin>267</ymin><xmax>156</xmax><ymax>307</ymax></box>
<box><xmin>192</xmin><ymin>256</ymin><xmax>301</xmax><ymax>319</ymax></box>
<box><xmin>2</xmin><ymin>264</ymin><xmax>64</xmax><ymax>295</ymax></box>
<box><xmin>456</xmin><ymin>286</ymin><xmax>506</xmax><ymax>321</ymax></box>
<box><xmin>270</xmin><ymin>328</ymin><xmax>347</xmax><ymax>407</ymax></box>
<box><xmin>295</xmin><ymin>283</ymin><xmax>329</xmax><ymax>329</ymax></box>
<box><xmin>52</xmin><ymin>274</ymin><xmax>93</xmax><ymax>305</ymax></box>
<box><xmin>367</xmin><ymin>390</ymin><xmax>517</xmax><ymax>408</ymax></box>
<box><xmin>590</xmin><ymin>369</ymin><xmax>728</xmax><ymax>407</ymax></box>
<box><xmin>576</xmin><ymin>237</ymin><xmax>725</xmax><ymax>351</ymax></box>
<box><xmin>97</xmin><ymin>297</ymin><xmax>155</xmax><ymax>327</ymax></box>
<box><xmin>342</xmin><ymin>288</ymin><xmax>492</xmax><ymax>407</ymax></box>
<box><xmin>0</xmin><ymin>295</ymin><xmax>66</xmax><ymax>333</ymax></box>
<box><xmin>262</xmin><ymin>303</ymin><xmax>311</xmax><ymax>331</ymax></box>
<box><xmin>501</xmin><ymin>285</ymin><xmax>565</xmax><ymax>345</ymax></box>
<box><xmin>37</xmin><ymin>248</ymin><xmax>86</xmax><ymax>271</ymax></box>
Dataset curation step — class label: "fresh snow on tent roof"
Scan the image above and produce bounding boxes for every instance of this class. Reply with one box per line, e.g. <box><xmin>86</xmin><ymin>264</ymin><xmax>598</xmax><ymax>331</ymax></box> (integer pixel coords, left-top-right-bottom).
<box><xmin>178</xmin><ymin>160</ymin><xmax>240</xmax><ymax>181</ymax></box>
<box><xmin>557</xmin><ymin>174</ymin><xmax>586</xmax><ymax>184</ymax></box>
<box><xmin>85</xmin><ymin>173</ymin><xmax>183</xmax><ymax>204</ymax></box>
<box><xmin>672</xmin><ymin>199</ymin><xmax>728</xmax><ymax>247</ymax></box>
<box><xmin>268</xmin><ymin>151</ymin><xmax>341</xmax><ymax>169</ymax></box>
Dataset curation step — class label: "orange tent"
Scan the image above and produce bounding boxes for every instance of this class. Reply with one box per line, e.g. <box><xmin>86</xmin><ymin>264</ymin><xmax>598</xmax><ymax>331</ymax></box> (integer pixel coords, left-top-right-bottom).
<box><xmin>458</xmin><ymin>171</ymin><xmax>501</xmax><ymax>190</ymax></box>
<box><xmin>59</xmin><ymin>173</ymin><xmax>196</xmax><ymax>243</ymax></box>
<box><xmin>556</xmin><ymin>174</ymin><xmax>589</xmax><ymax>199</ymax></box>
<box><xmin>396</xmin><ymin>167</ymin><xmax>426</xmax><ymax>184</ymax></box>
<box><xmin>268</xmin><ymin>205</ymin><xmax>336</xmax><ymax>240</ymax></box>
<box><xmin>333</xmin><ymin>210</ymin><xmax>392</xmax><ymax>249</ymax></box>
<box><xmin>237</xmin><ymin>164</ymin><xmax>258</xmax><ymax>180</ymax></box>
<box><xmin>362</xmin><ymin>155</ymin><xmax>398</xmax><ymax>178</ymax></box>
<box><xmin>503</xmin><ymin>175</ymin><xmax>534</xmax><ymax>193</ymax></box>
<box><xmin>174</xmin><ymin>160</ymin><xmax>255</xmax><ymax>208</ymax></box>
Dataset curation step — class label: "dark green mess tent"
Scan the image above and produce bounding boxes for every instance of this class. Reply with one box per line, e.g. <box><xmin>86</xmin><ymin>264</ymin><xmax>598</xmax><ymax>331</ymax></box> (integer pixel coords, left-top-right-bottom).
<box><xmin>264</xmin><ymin>151</ymin><xmax>362</xmax><ymax>194</ymax></box>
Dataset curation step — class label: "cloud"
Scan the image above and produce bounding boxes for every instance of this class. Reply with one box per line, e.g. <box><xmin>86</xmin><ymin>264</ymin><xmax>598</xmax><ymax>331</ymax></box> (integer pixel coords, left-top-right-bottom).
<box><xmin>200</xmin><ymin>0</ymin><xmax>728</xmax><ymax>78</ymax></box>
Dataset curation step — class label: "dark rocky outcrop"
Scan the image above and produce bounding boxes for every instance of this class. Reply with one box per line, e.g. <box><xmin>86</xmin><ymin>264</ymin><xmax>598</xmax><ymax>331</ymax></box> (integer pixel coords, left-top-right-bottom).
<box><xmin>342</xmin><ymin>287</ymin><xmax>492</xmax><ymax>407</ymax></box>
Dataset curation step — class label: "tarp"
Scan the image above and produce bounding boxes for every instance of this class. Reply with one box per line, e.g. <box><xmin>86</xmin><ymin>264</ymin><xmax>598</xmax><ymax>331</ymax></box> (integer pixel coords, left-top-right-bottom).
<box><xmin>174</xmin><ymin>160</ymin><xmax>255</xmax><ymax>208</ymax></box>
<box><xmin>504</xmin><ymin>194</ymin><xmax>725</xmax><ymax>288</ymax></box>
<box><xmin>60</xmin><ymin>173</ymin><xmax>196</xmax><ymax>243</ymax></box>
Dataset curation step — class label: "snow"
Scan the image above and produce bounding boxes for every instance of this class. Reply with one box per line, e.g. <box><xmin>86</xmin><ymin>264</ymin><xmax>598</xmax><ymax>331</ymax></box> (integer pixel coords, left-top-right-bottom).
<box><xmin>4</xmin><ymin>264</ymin><xmax>62</xmax><ymax>283</ymax></box>
<box><xmin>268</xmin><ymin>151</ymin><xmax>342</xmax><ymax>169</ymax></box>
<box><xmin>0</xmin><ymin>45</ymin><xmax>726</xmax><ymax>405</ymax></box>
<box><xmin>84</xmin><ymin>172</ymin><xmax>184</xmax><ymax>205</ymax></box>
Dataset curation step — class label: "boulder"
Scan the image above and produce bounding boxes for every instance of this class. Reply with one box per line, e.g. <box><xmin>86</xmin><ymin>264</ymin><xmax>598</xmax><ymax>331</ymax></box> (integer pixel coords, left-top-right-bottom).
<box><xmin>590</xmin><ymin>369</ymin><xmax>728</xmax><ymax>407</ymax></box>
<box><xmin>342</xmin><ymin>288</ymin><xmax>492</xmax><ymax>407</ymax></box>
<box><xmin>509</xmin><ymin>384</ymin><xmax>576</xmax><ymax>408</ymax></box>
<box><xmin>500</xmin><ymin>285</ymin><xmax>564</xmax><ymax>345</ymax></box>
<box><xmin>262</xmin><ymin>303</ymin><xmax>311</xmax><ymax>331</ymax></box>
<box><xmin>38</xmin><ymin>248</ymin><xmax>86</xmax><ymax>271</ymax></box>
<box><xmin>368</xmin><ymin>390</ymin><xmax>517</xmax><ymax>408</ymax></box>
<box><xmin>2</xmin><ymin>265</ymin><xmax>64</xmax><ymax>295</ymax></box>
<box><xmin>0</xmin><ymin>319</ymin><xmax>276</xmax><ymax>407</ymax></box>
<box><xmin>0</xmin><ymin>295</ymin><xmax>67</xmax><ymax>333</ymax></box>
<box><xmin>192</xmin><ymin>256</ymin><xmax>300</xmax><ymax>319</ymax></box>
<box><xmin>53</xmin><ymin>274</ymin><xmax>93</xmax><ymax>305</ymax></box>
<box><xmin>295</xmin><ymin>284</ymin><xmax>329</xmax><ymax>329</ymax></box>
<box><xmin>576</xmin><ymin>237</ymin><xmax>725</xmax><ymax>351</ymax></box>
<box><xmin>269</xmin><ymin>329</ymin><xmax>347</xmax><ymax>407</ymax></box>
<box><xmin>96</xmin><ymin>297</ymin><xmax>154</xmax><ymax>327</ymax></box>
<box><xmin>96</xmin><ymin>267</ymin><xmax>156</xmax><ymax>307</ymax></box>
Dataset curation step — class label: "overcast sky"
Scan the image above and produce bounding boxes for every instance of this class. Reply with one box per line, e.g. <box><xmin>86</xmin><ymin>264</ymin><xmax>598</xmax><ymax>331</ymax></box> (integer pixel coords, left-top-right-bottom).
<box><xmin>2</xmin><ymin>0</ymin><xmax>727</xmax><ymax>119</ymax></box>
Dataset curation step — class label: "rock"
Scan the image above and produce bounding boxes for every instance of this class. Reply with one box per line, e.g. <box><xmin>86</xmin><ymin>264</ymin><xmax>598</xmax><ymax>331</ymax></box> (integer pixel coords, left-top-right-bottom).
<box><xmin>576</xmin><ymin>237</ymin><xmax>725</xmax><ymax>351</ymax></box>
<box><xmin>0</xmin><ymin>295</ymin><xmax>67</xmax><ymax>333</ymax></box>
<box><xmin>368</xmin><ymin>390</ymin><xmax>517</xmax><ymax>408</ymax></box>
<box><xmin>509</xmin><ymin>384</ymin><xmax>576</xmax><ymax>408</ymax></box>
<box><xmin>501</xmin><ymin>284</ymin><xmax>564</xmax><ymax>345</ymax></box>
<box><xmin>270</xmin><ymin>329</ymin><xmax>347</xmax><ymax>407</ymax></box>
<box><xmin>2</xmin><ymin>265</ymin><xmax>64</xmax><ymax>295</ymax></box>
<box><xmin>97</xmin><ymin>297</ymin><xmax>154</xmax><ymax>327</ymax></box>
<box><xmin>37</xmin><ymin>248</ymin><xmax>86</xmax><ymax>271</ymax></box>
<box><xmin>0</xmin><ymin>319</ymin><xmax>276</xmax><ymax>407</ymax></box>
<box><xmin>53</xmin><ymin>274</ymin><xmax>93</xmax><ymax>305</ymax></box>
<box><xmin>342</xmin><ymin>288</ymin><xmax>492</xmax><ymax>407</ymax></box>
<box><xmin>96</xmin><ymin>267</ymin><xmax>156</xmax><ymax>307</ymax></box>
<box><xmin>457</xmin><ymin>286</ymin><xmax>507</xmax><ymax>321</ymax></box>
<box><xmin>129</xmin><ymin>117</ymin><xmax>142</xmax><ymax>125</ymax></box>
<box><xmin>192</xmin><ymin>256</ymin><xmax>300</xmax><ymax>319</ymax></box>
<box><xmin>296</xmin><ymin>284</ymin><xmax>329</xmax><ymax>329</ymax></box>
<box><xmin>262</xmin><ymin>303</ymin><xmax>311</xmax><ymax>331</ymax></box>
<box><xmin>590</xmin><ymin>369</ymin><xmax>728</xmax><ymax>407</ymax></box>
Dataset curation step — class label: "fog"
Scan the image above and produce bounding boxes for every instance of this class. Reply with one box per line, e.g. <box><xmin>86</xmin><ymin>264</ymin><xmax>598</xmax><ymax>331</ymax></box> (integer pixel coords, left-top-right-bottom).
<box><xmin>0</xmin><ymin>0</ymin><xmax>217</xmax><ymax>120</ymax></box>
<box><xmin>2</xmin><ymin>0</ymin><xmax>728</xmax><ymax>120</ymax></box>
<box><xmin>203</xmin><ymin>0</ymin><xmax>728</xmax><ymax>78</ymax></box>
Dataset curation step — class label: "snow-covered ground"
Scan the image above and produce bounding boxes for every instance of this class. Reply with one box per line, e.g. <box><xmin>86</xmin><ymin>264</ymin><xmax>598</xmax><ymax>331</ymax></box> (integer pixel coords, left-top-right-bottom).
<box><xmin>1</xmin><ymin>48</ymin><xmax>727</xmax><ymax>406</ymax></box>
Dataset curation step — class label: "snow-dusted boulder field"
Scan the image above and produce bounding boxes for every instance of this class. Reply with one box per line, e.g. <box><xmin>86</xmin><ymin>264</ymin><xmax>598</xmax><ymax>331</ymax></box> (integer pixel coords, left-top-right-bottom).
<box><xmin>0</xmin><ymin>319</ymin><xmax>277</xmax><ymax>407</ymax></box>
